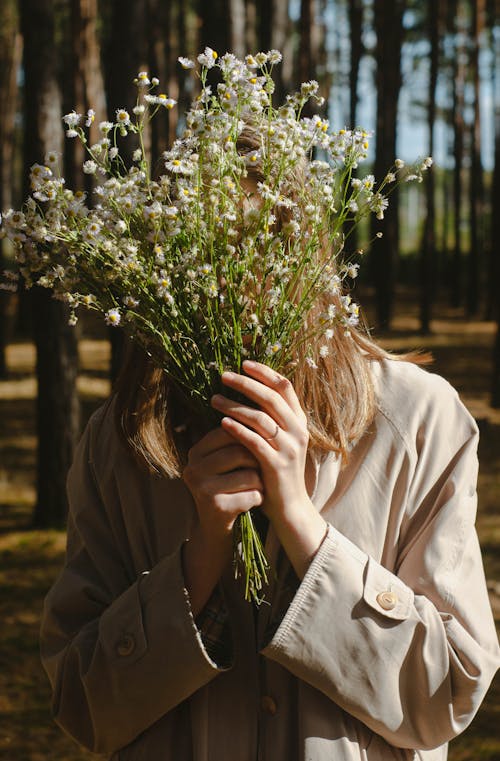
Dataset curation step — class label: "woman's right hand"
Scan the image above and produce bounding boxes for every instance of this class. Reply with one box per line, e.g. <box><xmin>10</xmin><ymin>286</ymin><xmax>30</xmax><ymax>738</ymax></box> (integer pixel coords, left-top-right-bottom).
<box><xmin>181</xmin><ymin>427</ymin><xmax>263</xmax><ymax>615</ymax></box>
<box><xmin>183</xmin><ymin>426</ymin><xmax>264</xmax><ymax>537</ymax></box>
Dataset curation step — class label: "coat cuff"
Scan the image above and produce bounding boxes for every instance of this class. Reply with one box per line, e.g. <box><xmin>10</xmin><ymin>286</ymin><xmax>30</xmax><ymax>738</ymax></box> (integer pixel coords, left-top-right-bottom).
<box><xmin>261</xmin><ymin>523</ymin><xmax>413</xmax><ymax>663</ymax></box>
<box><xmin>98</xmin><ymin>544</ymin><xmax>230</xmax><ymax>692</ymax></box>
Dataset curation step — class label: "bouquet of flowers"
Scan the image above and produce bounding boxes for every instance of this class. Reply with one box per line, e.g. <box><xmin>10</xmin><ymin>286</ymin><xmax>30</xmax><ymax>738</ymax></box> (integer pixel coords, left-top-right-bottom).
<box><xmin>0</xmin><ymin>48</ymin><xmax>431</xmax><ymax>603</ymax></box>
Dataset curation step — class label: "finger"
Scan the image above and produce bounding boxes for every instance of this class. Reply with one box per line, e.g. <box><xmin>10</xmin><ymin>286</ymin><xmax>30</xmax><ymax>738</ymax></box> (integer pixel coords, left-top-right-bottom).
<box><xmin>214</xmin><ymin>468</ymin><xmax>264</xmax><ymax>494</ymax></box>
<box><xmin>220</xmin><ymin>371</ymin><xmax>294</xmax><ymax>430</ymax></box>
<box><xmin>215</xmin><ymin>490</ymin><xmax>264</xmax><ymax>513</ymax></box>
<box><xmin>211</xmin><ymin>394</ymin><xmax>280</xmax><ymax>443</ymax></box>
<box><xmin>188</xmin><ymin>426</ymin><xmax>238</xmax><ymax>463</ymax></box>
<box><xmin>242</xmin><ymin>360</ymin><xmax>306</xmax><ymax>419</ymax></box>
<box><xmin>220</xmin><ymin>415</ymin><xmax>278</xmax><ymax>462</ymax></box>
<box><xmin>200</xmin><ymin>444</ymin><xmax>260</xmax><ymax>475</ymax></box>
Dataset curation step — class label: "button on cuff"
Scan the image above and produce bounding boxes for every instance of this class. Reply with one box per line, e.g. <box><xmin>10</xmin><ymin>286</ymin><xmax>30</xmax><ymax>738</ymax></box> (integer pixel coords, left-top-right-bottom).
<box><xmin>362</xmin><ymin>556</ymin><xmax>413</xmax><ymax>620</ymax></box>
<box><xmin>376</xmin><ymin>591</ymin><xmax>398</xmax><ymax>611</ymax></box>
<box><xmin>116</xmin><ymin>633</ymin><xmax>136</xmax><ymax>657</ymax></box>
<box><xmin>260</xmin><ymin>695</ymin><xmax>277</xmax><ymax>716</ymax></box>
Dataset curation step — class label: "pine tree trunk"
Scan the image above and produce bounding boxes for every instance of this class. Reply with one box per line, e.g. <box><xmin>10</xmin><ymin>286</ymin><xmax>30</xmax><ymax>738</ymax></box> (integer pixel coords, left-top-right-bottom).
<box><xmin>20</xmin><ymin>0</ymin><xmax>80</xmax><ymax>528</ymax></box>
<box><xmin>467</xmin><ymin>0</ymin><xmax>485</xmax><ymax>318</ymax></box>
<box><xmin>102</xmin><ymin>0</ymin><xmax>148</xmax><ymax>382</ymax></box>
<box><xmin>298</xmin><ymin>0</ymin><xmax>318</xmax><ymax>119</ymax></box>
<box><xmin>0</xmin><ymin>0</ymin><xmax>21</xmax><ymax>378</ymax></box>
<box><xmin>230</xmin><ymin>0</ymin><xmax>246</xmax><ymax>58</ymax></box>
<box><xmin>371</xmin><ymin>0</ymin><xmax>404</xmax><ymax>330</ymax></box>
<box><xmin>490</xmin><ymin>0</ymin><xmax>500</xmax><ymax>406</ymax></box>
<box><xmin>349</xmin><ymin>0</ymin><xmax>363</xmax><ymax>128</ymax></box>
<box><xmin>199</xmin><ymin>0</ymin><xmax>231</xmax><ymax>61</ymax></box>
<box><xmin>65</xmin><ymin>0</ymin><xmax>106</xmax><ymax>191</ymax></box>
<box><xmin>419</xmin><ymin>0</ymin><xmax>439</xmax><ymax>334</ymax></box>
<box><xmin>450</xmin><ymin>0</ymin><xmax>465</xmax><ymax>308</ymax></box>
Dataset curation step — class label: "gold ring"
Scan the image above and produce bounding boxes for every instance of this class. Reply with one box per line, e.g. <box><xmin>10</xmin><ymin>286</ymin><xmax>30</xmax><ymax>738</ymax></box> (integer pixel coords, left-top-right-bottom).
<box><xmin>264</xmin><ymin>423</ymin><xmax>280</xmax><ymax>441</ymax></box>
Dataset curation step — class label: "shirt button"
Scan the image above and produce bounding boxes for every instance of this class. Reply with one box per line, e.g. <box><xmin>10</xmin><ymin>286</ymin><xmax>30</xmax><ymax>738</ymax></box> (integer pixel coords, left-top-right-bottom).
<box><xmin>260</xmin><ymin>695</ymin><xmax>277</xmax><ymax>716</ymax></box>
<box><xmin>116</xmin><ymin>633</ymin><xmax>136</xmax><ymax>657</ymax></box>
<box><xmin>376</xmin><ymin>591</ymin><xmax>398</xmax><ymax>611</ymax></box>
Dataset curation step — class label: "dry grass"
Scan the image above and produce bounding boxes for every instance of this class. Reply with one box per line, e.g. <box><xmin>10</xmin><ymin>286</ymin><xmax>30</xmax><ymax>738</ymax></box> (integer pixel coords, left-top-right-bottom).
<box><xmin>0</xmin><ymin>300</ymin><xmax>499</xmax><ymax>760</ymax></box>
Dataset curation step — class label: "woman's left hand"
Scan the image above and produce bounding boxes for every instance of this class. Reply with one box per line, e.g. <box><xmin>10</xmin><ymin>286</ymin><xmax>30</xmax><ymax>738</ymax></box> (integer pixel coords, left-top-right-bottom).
<box><xmin>211</xmin><ymin>359</ymin><xmax>328</xmax><ymax>578</ymax></box>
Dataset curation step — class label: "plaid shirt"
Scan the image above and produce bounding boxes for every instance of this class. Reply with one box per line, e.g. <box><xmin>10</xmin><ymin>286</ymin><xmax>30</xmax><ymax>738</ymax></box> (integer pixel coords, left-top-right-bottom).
<box><xmin>195</xmin><ymin>586</ymin><xmax>232</xmax><ymax>667</ymax></box>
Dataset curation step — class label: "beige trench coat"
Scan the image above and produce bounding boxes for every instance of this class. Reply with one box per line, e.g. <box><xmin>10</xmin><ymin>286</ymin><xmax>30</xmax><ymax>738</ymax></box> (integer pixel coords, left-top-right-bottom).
<box><xmin>40</xmin><ymin>359</ymin><xmax>500</xmax><ymax>761</ymax></box>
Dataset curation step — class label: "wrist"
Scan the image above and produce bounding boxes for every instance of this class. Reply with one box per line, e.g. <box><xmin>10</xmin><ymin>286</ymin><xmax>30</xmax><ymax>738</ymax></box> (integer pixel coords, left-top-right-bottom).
<box><xmin>269</xmin><ymin>498</ymin><xmax>327</xmax><ymax>579</ymax></box>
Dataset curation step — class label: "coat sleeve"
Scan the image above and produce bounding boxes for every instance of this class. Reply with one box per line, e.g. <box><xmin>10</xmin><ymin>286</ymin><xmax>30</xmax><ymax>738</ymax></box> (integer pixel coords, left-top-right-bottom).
<box><xmin>262</xmin><ymin>379</ymin><xmax>500</xmax><ymax>751</ymax></box>
<box><xmin>40</xmin><ymin>412</ymin><xmax>230</xmax><ymax>755</ymax></box>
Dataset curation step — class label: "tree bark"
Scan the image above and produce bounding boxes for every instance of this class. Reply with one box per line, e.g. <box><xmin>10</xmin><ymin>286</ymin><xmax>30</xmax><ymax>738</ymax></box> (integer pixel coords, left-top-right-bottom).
<box><xmin>199</xmin><ymin>0</ymin><xmax>231</xmax><ymax>62</ymax></box>
<box><xmin>349</xmin><ymin>0</ymin><xmax>363</xmax><ymax>128</ymax></box>
<box><xmin>0</xmin><ymin>0</ymin><xmax>21</xmax><ymax>378</ymax></box>
<box><xmin>371</xmin><ymin>0</ymin><xmax>404</xmax><ymax>330</ymax></box>
<box><xmin>230</xmin><ymin>0</ymin><xmax>246</xmax><ymax>58</ymax></box>
<box><xmin>419</xmin><ymin>0</ymin><xmax>440</xmax><ymax>334</ymax></box>
<box><xmin>102</xmin><ymin>0</ymin><xmax>148</xmax><ymax>382</ymax></box>
<box><xmin>65</xmin><ymin>0</ymin><xmax>106</xmax><ymax>192</ymax></box>
<box><xmin>20</xmin><ymin>0</ymin><xmax>80</xmax><ymax>528</ymax></box>
<box><xmin>450</xmin><ymin>0</ymin><xmax>465</xmax><ymax>308</ymax></box>
<box><xmin>467</xmin><ymin>0</ymin><xmax>485</xmax><ymax>318</ymax></box>
<box><xmin>490</xmin><ymin>0</ymin><xmax>500</xmax><ymax>406</ymax></box>
<box><xmin>298</xmin><ymin>0</ymin><xmax>318</xmax><ymax>119</ymax></box>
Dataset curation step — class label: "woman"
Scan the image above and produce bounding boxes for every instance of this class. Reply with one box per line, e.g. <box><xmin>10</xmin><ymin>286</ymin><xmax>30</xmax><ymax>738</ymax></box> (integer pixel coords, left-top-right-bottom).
<box><xmin>40</xmin><ymin>303</ymin><xmax>500</xmax><ymax>759</ymax></box>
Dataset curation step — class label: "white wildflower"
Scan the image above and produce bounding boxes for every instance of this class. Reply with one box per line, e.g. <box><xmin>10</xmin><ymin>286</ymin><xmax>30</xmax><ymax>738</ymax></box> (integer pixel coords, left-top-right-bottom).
<box><xmin>115</xmin><ymin>109</ymin><xmax>131</xmax><ymax>126</ymax></box>
<box><xmin>63</xmin><ymin>111</ymin><xmax>81</xmax><ymax>128</ymax></box>
<box><xmin>266</xmin><ymin>341</ymin><xmax>282</xmax><ymax>356</ymax></box>
<box><xmin>178</xmin><ymin>56</ymin><xmax>195</xmax><ymax>69</ymax></box>
<box><xmin>44</xmin><ymin>151</ymin><xmax>59</xmax><ymax>167</ymax></box>
<box><xmin>99</xmin><ymin>121</ymin><xmax>113</xmax><ymax>134</ymax></box>
<box><xmin>136</xmin><ymin>71</ymin><xmax>150</xmax><ymax>87</ymax></box>
<box><xmin>197</xmin><ymin>47</ymin><xmax>218</xmax><ymax>68</ymax></box>
<box><xmin>105</xmin><ymin>308</ymin><xmax>121</xmax><ymax>326</ymax></box>
<box><xmin>83</xmin><ymin>160</ymin><xmax>97</xmax><ymax>175</ymax></box>
<box><xmin>123</xmin><ymin>295</ymin><xmax>139</xmax><ymax>308</ymax></box>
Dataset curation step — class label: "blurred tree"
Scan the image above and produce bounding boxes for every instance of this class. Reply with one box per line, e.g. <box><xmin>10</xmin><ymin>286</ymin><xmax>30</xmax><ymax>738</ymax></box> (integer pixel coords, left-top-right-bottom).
<box><xmin>371</xmin><ymin>0</ymin><xmax>405</xmax><ymax>330</ymax></box>
<box><xmin>467</xmin><ymin>0</ymin><xmax>485</xmax><ymax>318</ymax></box>
<box><xmin>419</xmin><ymin>0</ymin><xmax>440</xmax><ymax>334</ymax></box>
<box><xmin>267</xmin><ymin>0</ymin><xmax>292</xmax><ymax>104</ymax></box>
<box><xmin>20</xmin><ymin>0</ymin><xmax>80</xmax><ymax>527</ymax></box>
<box><xmin>0</xmin><ymin>0</ymin><xmax>21</xmax><ymax>378</ymax></box>
<box><xmin>298</xmin><ymin>0</ymin><xmax>318</xmax><ymax>117</ymax></box>
<box><xmin>199</xmin><ymin>0</ymin><xmax>231</xmax><ymax>61</ymax></box>
<box><xmin>102</xmin><ymin>0</ymin><xmax>148</xmax><ymax>382</ymax></box>
<box><xmin>349</xmin><ymin>0</ymin><xmax>363</xmax><ymax>128</ymax></box>
<box><xmin>65</xmin><ymin>0</ymin><xmax>106</xmax><ymax>191</ymax></box>
<box><xmin>491</xmin><ymin>0</ymin><xmax>500</xmax><ymax>406</ymax></box>
<box><xmin>450</xmin><ymin>0</ymin><xmax>465</xmax><ymax>308</ymax></box>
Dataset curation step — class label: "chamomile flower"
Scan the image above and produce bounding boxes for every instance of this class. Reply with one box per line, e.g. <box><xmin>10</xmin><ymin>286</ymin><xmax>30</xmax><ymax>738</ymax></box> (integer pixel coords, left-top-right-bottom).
<box><xmin>178</xmin><ymin>56</ymin><xmax>195</xmax><ymax>69</ymax></box>
<box><xmin>197</xmin><ymin>47</ymin><xmax>218</xmax><ymax>68</ymax></box>
<box><xmin>105</xmin><ymin>308</ymin><xmax>121</xmax><ymax>326</ymax></box>
<box><xmin>115</xmin><ymin>109</ymin><xmax>131</xmax><ymax>127</ymax></box>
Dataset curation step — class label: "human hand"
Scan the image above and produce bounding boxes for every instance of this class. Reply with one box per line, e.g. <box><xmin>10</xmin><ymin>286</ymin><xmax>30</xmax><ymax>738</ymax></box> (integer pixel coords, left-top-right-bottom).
<box><xmin>210</xmin><ymin>360</ymin><xmax>327</xmax><ymax>577</ymax></box>
<box><xmin>182</xmin><ymin>426</ymin><xmax>265</xmax><ymax>614</ymax></box>
<box><xmin>182</xmin><ymin>426</ymin><xmax>264</xmax><ymax>540</ymax></box>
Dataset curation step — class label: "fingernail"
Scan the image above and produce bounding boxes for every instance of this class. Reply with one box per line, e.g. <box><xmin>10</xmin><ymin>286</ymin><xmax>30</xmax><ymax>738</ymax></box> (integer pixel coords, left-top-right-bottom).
<box><xmin>211</xmin><ymin>394</ymin><xmax>223</xmax><ymax>403</ymax></box>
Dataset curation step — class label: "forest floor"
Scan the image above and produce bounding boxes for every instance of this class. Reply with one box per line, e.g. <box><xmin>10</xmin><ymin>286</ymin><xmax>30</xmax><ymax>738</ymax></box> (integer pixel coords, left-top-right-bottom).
<box><xmin>0</xmin><ymin>292</ymin><xmax>499</xmax><ymax>760</ymax></box>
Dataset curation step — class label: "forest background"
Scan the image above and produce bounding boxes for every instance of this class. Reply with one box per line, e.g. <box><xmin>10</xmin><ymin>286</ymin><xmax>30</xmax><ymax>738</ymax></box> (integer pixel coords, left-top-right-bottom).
<box><xmin>0</xmin><ymin>0</ymin><xmax>499</xmax><ymax>759</ymax></box>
